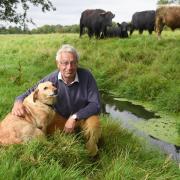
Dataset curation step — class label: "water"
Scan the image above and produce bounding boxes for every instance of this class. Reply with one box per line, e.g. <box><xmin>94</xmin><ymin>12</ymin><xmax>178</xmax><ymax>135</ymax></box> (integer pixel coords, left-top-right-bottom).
<box><xmin>101</xmin><ymin>93</ymin><xmax>180</xmax><ymax>163</ymax></box>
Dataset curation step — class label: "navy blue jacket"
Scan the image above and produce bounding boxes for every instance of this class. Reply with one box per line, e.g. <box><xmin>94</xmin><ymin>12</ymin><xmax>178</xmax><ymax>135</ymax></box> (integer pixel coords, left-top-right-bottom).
<box><xmin>16</xmin><ymin>68</ymin><xmax>101</xmax><ymax>120</ymax></box>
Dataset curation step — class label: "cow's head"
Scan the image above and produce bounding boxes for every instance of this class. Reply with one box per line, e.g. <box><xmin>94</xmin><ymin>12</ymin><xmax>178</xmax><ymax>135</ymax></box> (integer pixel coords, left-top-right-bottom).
<box><xmin>100</xmin><ymin>11</ymin><xmax>115</xmax><ymax>26</ymax></box>
<box><xmin>121</xmin><ymin>22</ymin><xmax>129</xmax><ymax>32</ymax></box>
<box><xmin>116</xmin><ymin>22</ymin><xmax>129</xmax><ymax>38</ymax></box>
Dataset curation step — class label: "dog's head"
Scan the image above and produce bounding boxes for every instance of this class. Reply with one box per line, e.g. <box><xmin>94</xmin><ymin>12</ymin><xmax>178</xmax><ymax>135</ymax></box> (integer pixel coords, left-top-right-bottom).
<box><xmin>33</xmin><ymin>81</ymin><xmax>57</xmax><ymax>105</ymax></box>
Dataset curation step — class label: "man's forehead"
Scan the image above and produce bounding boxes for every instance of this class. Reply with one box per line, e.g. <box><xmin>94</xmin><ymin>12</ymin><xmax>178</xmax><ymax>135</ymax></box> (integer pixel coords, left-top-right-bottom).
<box><xmin>60</xmin><ymin>52</ymin><xmax>76</xmax><ymax>60</ymax></box>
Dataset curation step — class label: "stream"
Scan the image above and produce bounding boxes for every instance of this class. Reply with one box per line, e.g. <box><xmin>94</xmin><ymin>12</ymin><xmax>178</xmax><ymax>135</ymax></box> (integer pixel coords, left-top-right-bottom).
<box><xmin>101</xmin><ymin>93</ymin><xmax>180</xmax><ymax>163</ymax></box>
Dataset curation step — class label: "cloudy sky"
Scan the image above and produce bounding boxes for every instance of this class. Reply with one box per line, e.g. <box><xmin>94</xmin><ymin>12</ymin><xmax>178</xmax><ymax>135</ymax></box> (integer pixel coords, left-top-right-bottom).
<box><xmin>4</xmin><ymin>0</ymin><xmax>158</xmax><ymax>29</ymax></box>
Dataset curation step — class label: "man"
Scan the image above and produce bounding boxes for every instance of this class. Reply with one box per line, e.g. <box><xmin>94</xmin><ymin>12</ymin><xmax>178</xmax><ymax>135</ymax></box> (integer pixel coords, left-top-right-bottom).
<box><xmin>12</xmin><ymin>44</ymin><xmax>101</xmax><ymax>156</ymax></box>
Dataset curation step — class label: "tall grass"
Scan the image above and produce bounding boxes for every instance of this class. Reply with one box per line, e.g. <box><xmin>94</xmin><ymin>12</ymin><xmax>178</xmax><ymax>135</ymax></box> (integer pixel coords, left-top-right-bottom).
<box><xmin>0</xmin><ymin>117</ymin><xmax>179</xmax><ymax>179</ymax></box>
<box><xmin>0</xmin><ymin>32</ymin><xmax>180</xmax><ymax>178</ymax></box>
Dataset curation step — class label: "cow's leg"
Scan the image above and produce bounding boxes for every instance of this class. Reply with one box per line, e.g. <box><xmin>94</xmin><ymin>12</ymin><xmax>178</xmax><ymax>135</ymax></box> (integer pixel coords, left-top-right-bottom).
<box><xmin>139</xmin><ymin>29</ymin><xmax>143</xmax><ymax>34</ymax></box>
<box><xmin>148</xmin><ymin>30</ymin><xmax>153</xmax><ymax>35</ymax></box>
<box><xmin>80</xmin><ymin>24</ymin><xmax>84</xmax><ymax>37</ymax></box>
<box><xmin>95</xmin><ymin>30</ymin><xmax>100</xmax><ymax>39</ymax></box>
<box><xmin>121</xmin><ymin>31</ymin><xmax>128</xmax><ymax>38</ymax></box>
<box><xmin>103</xmin><ymin>27</ymin><xmax>107</xmax><ymax>38</ymax></box>
<box><xmin>155</xmin><ymin>17</ymin><xmax>164</xmax><ymax>40</ymax></box>
<box><xmin>100</xmin><ymin>27</ymin><xmax>107</xmax><ymax>39</ymax></box>
<box><xmin>158</xmin><ymin>26</ymin><xmax>164</xmax><ymax>40</ymax></box>
<box><xmin>88</xmin><ymin>28</ymin><xmax>93</xmax><ymax>39</ymax></box>
<box><xmin>130</xmin><ymin>29</ymin><xmax>134</xmax><ymax>35</ymax></box>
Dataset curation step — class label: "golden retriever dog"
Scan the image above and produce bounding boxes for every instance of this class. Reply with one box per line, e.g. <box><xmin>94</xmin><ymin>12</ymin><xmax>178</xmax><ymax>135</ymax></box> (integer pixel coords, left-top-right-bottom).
<box><xmin>0</xmin><ymin>81</ymin><xmax>57</xmax><ymax>145</ymax></box>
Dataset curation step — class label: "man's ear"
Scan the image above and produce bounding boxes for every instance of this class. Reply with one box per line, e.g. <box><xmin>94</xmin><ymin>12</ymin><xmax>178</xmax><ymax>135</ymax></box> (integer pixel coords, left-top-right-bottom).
<box><xmin>33</xmin><ymin>89</ymin><xmax>39</xmax><ymax>102</ymax></box>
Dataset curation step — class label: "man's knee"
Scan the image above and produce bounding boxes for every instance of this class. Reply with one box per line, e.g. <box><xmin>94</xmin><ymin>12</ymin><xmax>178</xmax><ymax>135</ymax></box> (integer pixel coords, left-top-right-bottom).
<box><xmin>80</xmin><ymin>115</ymin><xmax>101</xmax><ymax>156</ymax></box>
<box><xmin>80</xmin><ymin>115</ymin><xmax>101</xmax><ymax>137</ymax></box>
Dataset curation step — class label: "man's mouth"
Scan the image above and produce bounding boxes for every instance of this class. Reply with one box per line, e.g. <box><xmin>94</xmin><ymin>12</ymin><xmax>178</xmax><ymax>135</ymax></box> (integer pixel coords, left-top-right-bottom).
<box><xmin>66</xmin><ymin>72</ymin><xmax>73</xmax><ymax>75</ymax></box>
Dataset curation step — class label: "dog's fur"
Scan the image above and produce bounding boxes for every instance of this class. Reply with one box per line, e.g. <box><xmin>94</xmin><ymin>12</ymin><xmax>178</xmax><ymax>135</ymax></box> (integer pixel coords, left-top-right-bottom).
<box><xmin>0</xmin><ymin>81</ymin><xmax>57</xmax><ymax>145</ymax></box>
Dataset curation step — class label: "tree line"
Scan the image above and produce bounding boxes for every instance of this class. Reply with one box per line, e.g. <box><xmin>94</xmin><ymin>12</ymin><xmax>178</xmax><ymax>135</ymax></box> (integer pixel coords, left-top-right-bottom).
<box><xmin>0</xmin><ymin>0</ymin><xmax>179</xmax><ymax>34</ymax></box>
<box><xmin>0</xmin><ymin>24</ymin><xmax>80</xmax><ymax>34</ymax></box>
<box><xmin>157</xmin><ymin>0</ymin><xmax>180</xmax><ymax>4</ymax></box>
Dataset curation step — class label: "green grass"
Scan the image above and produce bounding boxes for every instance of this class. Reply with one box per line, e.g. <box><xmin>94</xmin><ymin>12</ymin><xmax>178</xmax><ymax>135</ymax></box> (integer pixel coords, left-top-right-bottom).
<box><xmin>0</xmin><ymin>117</ymin><xmax>179</xmax><ymax>179</ymax></box>
<box><xmin>0</xmin><ymin>32</ymin><xmax>180</xmax><ymax>179</ymax></box>
<box><xmin>0</xmin><ymin>32</ymin><xmax>179</xmax><ymax>114</ymax></box>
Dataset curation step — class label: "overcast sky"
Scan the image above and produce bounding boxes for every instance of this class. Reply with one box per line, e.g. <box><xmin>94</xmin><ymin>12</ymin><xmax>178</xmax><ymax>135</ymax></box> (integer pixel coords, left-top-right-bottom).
<box><xmin>3</xmin><ymin>0</ymin><xmax>158</xmax><ymax>29</ymax></box>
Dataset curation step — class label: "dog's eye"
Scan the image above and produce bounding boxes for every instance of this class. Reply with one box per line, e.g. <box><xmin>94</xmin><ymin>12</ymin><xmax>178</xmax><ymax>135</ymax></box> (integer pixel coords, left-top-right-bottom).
<box><xmin>44</xmin><ymin>87</ymin><xmax>48</xmax><ymax>90</ymax></box>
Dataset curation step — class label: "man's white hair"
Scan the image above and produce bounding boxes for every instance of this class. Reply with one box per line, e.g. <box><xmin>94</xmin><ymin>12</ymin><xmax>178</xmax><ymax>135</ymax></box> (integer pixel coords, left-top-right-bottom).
<box><xmin>56</xmin><ymin>44</ymin><xmax>79</xmax><ymax>62</ymax></box>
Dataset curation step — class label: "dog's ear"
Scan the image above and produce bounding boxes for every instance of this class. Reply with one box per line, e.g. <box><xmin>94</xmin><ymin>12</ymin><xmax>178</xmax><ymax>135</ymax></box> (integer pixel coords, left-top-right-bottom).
<box><xmin>33</xmin><ymin>89</ymin><xmax>39</xmax><ymax>102</ymax></box>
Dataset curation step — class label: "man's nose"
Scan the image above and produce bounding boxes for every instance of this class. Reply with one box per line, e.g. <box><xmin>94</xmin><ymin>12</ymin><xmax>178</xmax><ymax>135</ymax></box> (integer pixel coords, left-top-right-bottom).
<box><xmin>66</xmin><ymin>63</ymin><xmax>74</xmax><ymax>68</ymax></box>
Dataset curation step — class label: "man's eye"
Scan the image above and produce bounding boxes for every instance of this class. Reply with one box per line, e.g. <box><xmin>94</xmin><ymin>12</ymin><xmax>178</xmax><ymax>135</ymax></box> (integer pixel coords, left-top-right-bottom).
<box><xmin>60</xmin><ymin>61</ymin><xmax>77</xmax><ymax>66</ymax></box>
<box><xmin>60</xmin><ymin>61</ymin><xmax>68</xmax><ymax>65</ymax></box>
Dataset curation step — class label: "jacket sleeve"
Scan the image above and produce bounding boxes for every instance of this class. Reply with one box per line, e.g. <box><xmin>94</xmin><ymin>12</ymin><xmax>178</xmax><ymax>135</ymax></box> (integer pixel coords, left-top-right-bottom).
<box><xmin>76</xmin><ymin>72</ymin><xmax>101</xmax><ymax>120</ymax></box>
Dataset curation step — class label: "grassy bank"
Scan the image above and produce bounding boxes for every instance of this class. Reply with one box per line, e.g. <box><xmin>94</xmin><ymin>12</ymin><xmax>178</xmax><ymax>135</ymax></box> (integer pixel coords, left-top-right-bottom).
<box><xmin>0</xmin><ymin>32</ymin><xmax>179</xmax><ymax>178</ymax></box>
<box><xmin>0</xmin><ymin>117</ymin><xmax>179</xmax><ymax>179</ymax></box>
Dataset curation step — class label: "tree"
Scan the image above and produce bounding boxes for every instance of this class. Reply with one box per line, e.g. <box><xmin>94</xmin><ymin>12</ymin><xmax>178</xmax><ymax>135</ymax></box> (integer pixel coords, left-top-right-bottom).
<box><xmin>157</xmin><ymin>0</ymin><xmax>180</xmax><ymax>4</ymax></box>
<box><xmin>0</xmin><ymin>0</ymin><xmax>55</xmax><ymax>26</ymax></box>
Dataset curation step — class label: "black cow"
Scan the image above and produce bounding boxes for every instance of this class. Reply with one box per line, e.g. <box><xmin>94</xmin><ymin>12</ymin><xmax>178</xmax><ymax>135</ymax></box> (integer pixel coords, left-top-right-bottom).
<box><xmin>80</xmin><ymin>9</ymin><xmax>115</xmax><ymax>39</ymax></box>
<box><xmin>106</xmin><ymin>23</ymin><xmax>122</xmax><ymax>37</ymax></box>
<box><xmin>105</xmin><ymin>22</ymin><xmax>129</xmax><ymax>38</ymax></box>
<box><xmin>120</xmin><ymin>22</ymin><xmax>129</xmax><ymax>38</ymax></box>
<box><xmin>130</xmin><ymin>10</ymin><xmax>155</xmax><ymax>35</ymax></box>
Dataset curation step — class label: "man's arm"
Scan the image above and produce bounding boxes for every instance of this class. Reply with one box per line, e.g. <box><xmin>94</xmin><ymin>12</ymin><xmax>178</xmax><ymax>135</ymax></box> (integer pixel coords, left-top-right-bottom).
<box><xmin>12</xmin><ymin>85</ymin><xmax>39</xmax><ymax>117</ymax></box>
<box><xmin>11</xmin><ymin>100</ymin><xmax>29</xmax><ymax>117</ymax></box>
<box><xmin>12</xmin><ymin>71</ymin><xmax>58</xmax><ymax>117</ymax></box>
<box><xmin>76</xmin><ymin>72</ymin><xmax>101</xmax><ymax>120</ymax></box>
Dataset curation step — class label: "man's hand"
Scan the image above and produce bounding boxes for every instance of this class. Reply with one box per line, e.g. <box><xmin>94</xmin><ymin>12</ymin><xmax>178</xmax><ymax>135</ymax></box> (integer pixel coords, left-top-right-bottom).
<box><xmin>64</xmin><ymin>117</ymin><xmax>76</xmax><ymax>133</ymax></box>
<box><xmin>11</xmin><ymin>101</ymin><xmax>29</xmax><ymax>117</ymax></box>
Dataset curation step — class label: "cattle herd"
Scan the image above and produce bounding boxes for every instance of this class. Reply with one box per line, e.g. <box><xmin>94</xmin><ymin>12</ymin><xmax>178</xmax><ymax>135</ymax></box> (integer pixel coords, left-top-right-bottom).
<box><xmin>79</xmin><ymin>5</ymin><xmax>180</xmax><ymax>39</ymax></box>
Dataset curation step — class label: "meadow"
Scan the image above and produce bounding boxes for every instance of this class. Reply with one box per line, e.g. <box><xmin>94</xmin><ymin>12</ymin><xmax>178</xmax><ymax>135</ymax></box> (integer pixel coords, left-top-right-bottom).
<box><xmin>0</xmin><ymin>31</ymin><xmax>179</xmax><ymax>179</ymax></box>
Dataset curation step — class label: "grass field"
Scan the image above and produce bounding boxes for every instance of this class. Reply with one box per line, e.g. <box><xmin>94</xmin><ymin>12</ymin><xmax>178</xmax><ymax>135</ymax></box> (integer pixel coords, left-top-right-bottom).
<box><xmin>0</xmin><ymin>31</ymin><xmax>179</xmax><ymax>179</ymax></box>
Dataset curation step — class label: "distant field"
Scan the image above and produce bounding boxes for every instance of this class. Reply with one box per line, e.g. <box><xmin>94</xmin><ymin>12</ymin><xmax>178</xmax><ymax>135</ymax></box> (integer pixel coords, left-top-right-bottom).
<box><xmin>0</xmin><ymin>31</ymin><xmax>179</xmax><ymax>114</ymax></box>
<box><xmin>0</xmin><ymin>31</ymin><xmax>179</xmax><ymax>179</ymax></box>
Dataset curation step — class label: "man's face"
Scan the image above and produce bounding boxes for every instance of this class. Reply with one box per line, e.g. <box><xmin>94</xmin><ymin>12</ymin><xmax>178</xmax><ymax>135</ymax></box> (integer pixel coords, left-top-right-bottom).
<box><xmin>57</xmin><ymin>52</ymin><xmax>78</xmax><ymax>82</ymax></box>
